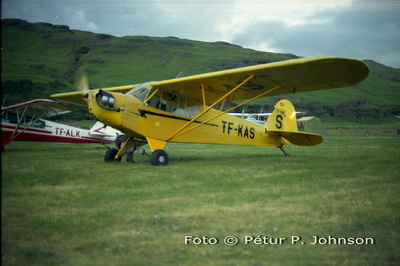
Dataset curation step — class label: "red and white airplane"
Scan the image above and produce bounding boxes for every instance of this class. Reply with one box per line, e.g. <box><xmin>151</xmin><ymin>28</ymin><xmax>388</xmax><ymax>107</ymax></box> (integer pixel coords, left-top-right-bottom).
<box><xmin>1</xmin><ymin>99</ymin><xmax>121</xmax><ymax>151</ymax></box>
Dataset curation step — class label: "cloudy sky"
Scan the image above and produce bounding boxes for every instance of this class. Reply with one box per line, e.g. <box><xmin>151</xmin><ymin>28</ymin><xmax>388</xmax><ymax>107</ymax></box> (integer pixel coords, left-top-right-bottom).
<box><xmin>2</xmin><ymin>0</ymin><xmax>400</xmax><ymax>68</ymax></box>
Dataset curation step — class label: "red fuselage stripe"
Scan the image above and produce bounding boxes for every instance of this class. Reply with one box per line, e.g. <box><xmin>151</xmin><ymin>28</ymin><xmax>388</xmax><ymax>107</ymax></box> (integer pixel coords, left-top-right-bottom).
<box><xmin>1</xmin><ymin>124</ymin><xmax>114</xmax><ymax>145</ymax></box>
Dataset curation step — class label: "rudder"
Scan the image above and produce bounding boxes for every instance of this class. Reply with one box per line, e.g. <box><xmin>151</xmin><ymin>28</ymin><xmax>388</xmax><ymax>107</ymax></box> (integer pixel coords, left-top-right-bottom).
<box><xmin>265</xmin><ymin>99</ymin><xmax>298</xmax><ymax>132</ymax></box>
<box><xmin>265</xmin><ymin>99</ymin><xmax>323</xmax><ymax>146</ymax></box>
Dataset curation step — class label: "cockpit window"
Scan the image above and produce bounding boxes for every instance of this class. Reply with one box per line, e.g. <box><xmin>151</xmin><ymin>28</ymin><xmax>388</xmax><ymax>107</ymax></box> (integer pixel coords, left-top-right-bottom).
<box><xmin>127</xmin><ymin>83</ymin><xmax>151</xmax><ymax>102</ymax></box>
<box><xmin>33</xmin><ymin>120</ymin><xmax>45</xmax><ymax>129</ymax></box>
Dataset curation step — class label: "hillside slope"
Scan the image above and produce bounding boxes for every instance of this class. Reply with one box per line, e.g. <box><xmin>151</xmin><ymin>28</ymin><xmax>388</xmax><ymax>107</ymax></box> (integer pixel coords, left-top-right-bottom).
<box><xmin>2</xmin><ymin>19</ymin><xmax>399</xmax><ymax>120</ymax></box>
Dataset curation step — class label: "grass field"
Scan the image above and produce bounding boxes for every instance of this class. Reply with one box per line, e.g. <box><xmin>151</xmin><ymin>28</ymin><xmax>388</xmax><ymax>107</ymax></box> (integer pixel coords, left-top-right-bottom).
<box><xmin>2</xmin><ymin>136</ymin><xmax>400</xmax><ymax>265</ymax></box>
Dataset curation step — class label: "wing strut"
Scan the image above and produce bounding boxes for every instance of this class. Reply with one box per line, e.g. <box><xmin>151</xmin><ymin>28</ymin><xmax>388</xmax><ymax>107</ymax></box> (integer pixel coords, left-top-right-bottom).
<box><xmin>168</xmin><ymin>84</ymin><xmax>281</xmax><ymax>140</ymax></box>
<box><xmin>166</xmin><ymin>75</ymin><xmax>255</xmax><ymax>141</ymax></box>
<box><xmin>201</xmin><ymin>84</ymin><xmax>206</xmax><ymax>109</ymax></box>
<box><xmin>10</xmin><ymin>106</ymin><xmax>47</xmax><ymax>141</ymax></box>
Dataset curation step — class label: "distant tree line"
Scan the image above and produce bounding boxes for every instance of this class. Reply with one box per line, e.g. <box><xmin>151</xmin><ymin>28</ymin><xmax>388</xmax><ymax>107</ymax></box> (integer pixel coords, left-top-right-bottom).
<box><xmin>231</xmin><ymin>99</ymin><xmax>399</xmax><ymax>123</ymax></box>
<box><xmin>291</xmin><ymin>99</ymin><xmax>399</xmax><ymax>121</ymax></box>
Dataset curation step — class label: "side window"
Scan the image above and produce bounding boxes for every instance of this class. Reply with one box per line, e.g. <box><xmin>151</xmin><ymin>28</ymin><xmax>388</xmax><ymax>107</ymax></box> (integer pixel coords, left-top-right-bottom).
<box><xmin>33</xmin><ymin>120</ymin><xmax>45</xmax><ymax>129</ymax></box>
<box><xmin>149</xmin><ymin>91</ymin><xmax>176</xmax><ymax>112</ymax></box>
<box><xmin>1</xmin><ymin>112</ymin><xmax>18</xmax><ymax>123</ymax></box>
<box><xmin>156</xmin><ymin>100</ymin><xmax>167</xmax><ymax>111</ymax></box>
<box><xmin>147</xmin><ymin>90</ymin><xmax>202</xmax><ymax>118</ymax></box>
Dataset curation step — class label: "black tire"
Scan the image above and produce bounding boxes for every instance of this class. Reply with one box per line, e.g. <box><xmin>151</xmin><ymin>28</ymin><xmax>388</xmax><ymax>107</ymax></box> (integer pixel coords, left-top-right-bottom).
<box><xmin>104</xmin><ymin>148</ymin><xmax>121</xmax><ymax>162</ymax></box>
<box><xmin>150</xmin><ymin>149</ymin><xmax>169</xmax><ymax>166</ymax></box>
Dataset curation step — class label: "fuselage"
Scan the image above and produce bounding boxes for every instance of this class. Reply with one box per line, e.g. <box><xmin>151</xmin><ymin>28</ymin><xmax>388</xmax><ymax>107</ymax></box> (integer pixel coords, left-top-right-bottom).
<box><xmin>1</xmin><ymin>119</ymin><xmax>116</xmax><ymax>147</ymax></box>
<box><xmin>86</xmin><ymin>87</ymin><xmax>285</xmax><ymax>147</ymax></box>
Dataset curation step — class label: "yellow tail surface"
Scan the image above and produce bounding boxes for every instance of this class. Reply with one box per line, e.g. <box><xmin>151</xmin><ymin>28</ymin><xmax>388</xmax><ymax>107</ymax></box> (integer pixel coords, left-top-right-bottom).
<box><xmin>265</xmin><ymin>100</ymin><xmax>323</xmax><ymax>146</ymax></box>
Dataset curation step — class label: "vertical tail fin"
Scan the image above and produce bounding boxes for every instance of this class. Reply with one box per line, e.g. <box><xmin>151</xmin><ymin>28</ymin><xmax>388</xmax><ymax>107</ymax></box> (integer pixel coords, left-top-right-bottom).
<box><xmin>265</xmin><ymin>99</ymin><xmax>298</xmax><ymax>132</ymax></box>
<box><xmin>266</xmin><ymin>100</ymin><xmax>323</xmax><ymax>146</ymax></box>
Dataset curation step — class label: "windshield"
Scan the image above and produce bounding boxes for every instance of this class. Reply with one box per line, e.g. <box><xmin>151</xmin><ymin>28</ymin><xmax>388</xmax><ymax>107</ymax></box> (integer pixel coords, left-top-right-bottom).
<box><xmin>126</xmin><ymin>83</ymin><xmax>151</xmax><ymax>102</ymax></box>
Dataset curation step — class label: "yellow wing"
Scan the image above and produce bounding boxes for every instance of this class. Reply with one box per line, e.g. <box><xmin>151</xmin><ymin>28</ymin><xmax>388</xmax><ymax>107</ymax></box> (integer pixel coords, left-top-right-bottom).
<box><xmin>52</xmin><ymin>57</ymin><xmax>369</xmax><ymax>105</ymax></box>
<box><xmin>150</xmin><ymin>57</ymin><xmax>369</xmax><ymax>104</ymax></box>
<box><xmin>51</xmin><ymin>84</ymin><xmax>137</xmax><ymax>105</ymax></box>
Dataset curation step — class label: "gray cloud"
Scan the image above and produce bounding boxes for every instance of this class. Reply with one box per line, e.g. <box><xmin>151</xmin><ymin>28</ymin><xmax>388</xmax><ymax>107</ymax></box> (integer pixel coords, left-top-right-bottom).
<box><xmin>231</xmin><ymin>1</ymin><xmax>400</xmax><ymax>67</ymax></box>
<box><xmin>2</xmin><ymin>0</ymin><xmax>399</xmax><ymax>68</ymax></box>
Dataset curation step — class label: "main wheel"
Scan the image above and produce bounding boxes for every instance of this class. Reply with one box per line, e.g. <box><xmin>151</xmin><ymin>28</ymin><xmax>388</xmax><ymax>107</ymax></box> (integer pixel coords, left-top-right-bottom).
<box><xmin>104</xmin><ymin>148</ymin><xmax>121</xmax><ymax>162</ymax></box>
<box><xmin>150</xmin><ymin>149</ymin><xmax>169</xmax><ymax>166</ymax></box>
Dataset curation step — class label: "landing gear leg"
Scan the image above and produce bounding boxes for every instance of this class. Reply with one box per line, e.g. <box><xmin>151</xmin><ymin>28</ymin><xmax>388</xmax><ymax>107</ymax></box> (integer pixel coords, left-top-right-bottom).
<box><xmin>126</xmin><ymin>148</ymin><xmax>135</xmax><ymax>163</ymax></box>
<box><xmin>125</xmin><ymin>146</ymin><xmax>147</xmax><ymax>162</ymax></box>
<box><xmin>112</xmin><ymin>136</ymin><xmax>147</xmax><ymax>163</ymax></box>
<box><xmin>278</xmin><ymin>145</ymin><xmax>290</xmax><ymax>156</ymax></box>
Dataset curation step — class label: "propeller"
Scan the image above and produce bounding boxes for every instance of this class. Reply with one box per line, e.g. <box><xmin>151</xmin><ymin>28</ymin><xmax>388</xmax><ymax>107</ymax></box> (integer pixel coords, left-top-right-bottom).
<box><xmin>77</xmin><ymin>73</ymin><xmax>90</xmax><ymax>93</ymax></box>
<box><xmin>76</xmin><ymin>73</ymin><xmax>92</xmax><ymax>100</ymax></box>
<box><xmin>75</xmin><ymin>73</ymin><xmax>118</xmax><ymax>111</ymax></box>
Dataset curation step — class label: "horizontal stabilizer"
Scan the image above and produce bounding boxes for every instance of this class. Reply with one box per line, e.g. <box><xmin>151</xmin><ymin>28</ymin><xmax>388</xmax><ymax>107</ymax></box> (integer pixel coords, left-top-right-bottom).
<box><xmin>89</xmin><ymin>121</ymin><xmax>121</xmax><ymax>137</ymax></box>
<box><xmin>268</xmin><ymin>130</ymin><xmax>323</xmax><ymax>146</ymax></box>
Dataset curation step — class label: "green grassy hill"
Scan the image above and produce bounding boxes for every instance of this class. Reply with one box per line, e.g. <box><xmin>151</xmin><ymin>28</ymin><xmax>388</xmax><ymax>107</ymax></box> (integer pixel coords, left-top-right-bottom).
<box><xmin>2</xmin><ymin>19</ymin><xmax>400</xmax><ymax>121</ymax></box>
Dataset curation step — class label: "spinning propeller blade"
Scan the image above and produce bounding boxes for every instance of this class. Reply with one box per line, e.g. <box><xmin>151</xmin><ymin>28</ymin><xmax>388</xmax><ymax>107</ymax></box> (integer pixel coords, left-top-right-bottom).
<box><xmin>78</xmin><ymin>74</ymin><xmax>90</xmax><ymax>92</ymax></box>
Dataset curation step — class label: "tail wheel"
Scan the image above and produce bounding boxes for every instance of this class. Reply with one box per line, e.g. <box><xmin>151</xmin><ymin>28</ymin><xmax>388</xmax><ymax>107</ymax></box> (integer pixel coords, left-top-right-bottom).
<box><xmin>150</xmin><ymin>149</ymin><xmax>169</xmax><ymax>166</ymax></box>
<box><xmin>104</xmin><ymin>148</ymin><xmax>122</xmax><ymax>162</ymax></box>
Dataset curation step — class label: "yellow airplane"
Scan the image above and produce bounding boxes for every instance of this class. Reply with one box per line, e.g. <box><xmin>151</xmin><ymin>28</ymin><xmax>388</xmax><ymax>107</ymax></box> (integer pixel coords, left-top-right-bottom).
<box><xmin>51</xmin><ymin>57</ymin><xmax>369</xmax><ymax>165</ymax></box>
